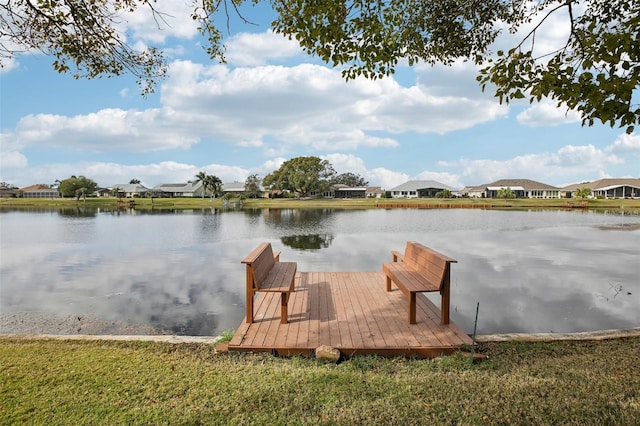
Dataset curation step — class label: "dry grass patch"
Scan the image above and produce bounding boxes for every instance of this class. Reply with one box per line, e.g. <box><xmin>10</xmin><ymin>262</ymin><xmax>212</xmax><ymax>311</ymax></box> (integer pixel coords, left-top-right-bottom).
<box><xmin>1</xmin><ymin>337</ymin><xmax>639</xmax><ymax>425</ymax></box>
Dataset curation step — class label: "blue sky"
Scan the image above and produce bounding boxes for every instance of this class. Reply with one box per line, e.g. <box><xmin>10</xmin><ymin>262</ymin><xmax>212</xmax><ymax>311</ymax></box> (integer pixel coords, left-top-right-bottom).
<box><xmin>1</xmin><ymin>2</ymin><xmax>638</xmax><ymax>190</ymax></box>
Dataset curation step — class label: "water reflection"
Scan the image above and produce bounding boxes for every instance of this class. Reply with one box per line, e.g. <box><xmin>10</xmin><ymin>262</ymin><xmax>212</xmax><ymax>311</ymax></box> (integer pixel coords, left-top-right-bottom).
<box><xmin>281</xmin><ymin>234</ymin><xmax>335</xmax><ymax>250</ymax></box>
<box><xmin>1</xmin><ymin>208</ymin><xmax>638</xmax><ymax>336</ymax></box>
<box><xmin>58</xmin><ymin>207</ymin><xmax>99</xmax><ymax>217</ymax></box>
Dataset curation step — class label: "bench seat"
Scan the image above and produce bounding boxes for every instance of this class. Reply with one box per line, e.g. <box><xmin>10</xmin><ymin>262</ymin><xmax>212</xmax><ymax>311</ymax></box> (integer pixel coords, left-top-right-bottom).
<box><xmin>383</xmin><ymin>241</ymin><xmax>457</xmax><ymax>325</ymax></box>
<box><xmin>242</xmin><ymin>243</ymin><xmax>296</xmax><ymax>324</ymax></box>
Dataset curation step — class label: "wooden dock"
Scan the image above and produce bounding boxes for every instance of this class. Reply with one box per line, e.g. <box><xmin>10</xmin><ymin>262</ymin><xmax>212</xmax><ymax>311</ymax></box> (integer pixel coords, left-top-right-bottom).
<box><xmin>228</xmin><ymin>271</ymin><xmax>472</xmax><ymax>358</ymax></box>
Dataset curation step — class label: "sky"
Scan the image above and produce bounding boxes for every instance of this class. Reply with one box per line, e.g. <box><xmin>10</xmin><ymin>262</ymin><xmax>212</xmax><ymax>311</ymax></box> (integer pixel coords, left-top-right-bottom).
<box><xmin>1</xmin><ymin>2</ymin><xmax>639</xmax><ymax>190</ymax></box>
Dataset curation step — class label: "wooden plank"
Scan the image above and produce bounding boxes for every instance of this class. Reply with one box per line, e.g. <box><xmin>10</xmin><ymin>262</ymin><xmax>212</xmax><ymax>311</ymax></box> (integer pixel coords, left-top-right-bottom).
<box><xmin>330</xmin><ymin>272</ymin><xmax>353</xmax><ymax>348</ymax></box>
<box><xmin>249</xmin><ymin>292</ymin><xmax>278</xmax><ymax>347</ymax></box>
<box><xmin>343</xmin><ymin>271</ymin><xmax>377</xmax><ymax>349</ymax></box>
<box><xmin>317</xmin><ymin>272</ymin><xmax>331</xmax><ymax>347</ymax></box>
<box><xmin>283</xmin><ymin>273</ymin><xmax>303</xmax><ymax>348</ymax></box>
<box><xmin>261</xmin><ymin>262</ymin><xmax>296</xmax><ymax>292</ymax></box>
<box><xmin>349</xmin><ymin>272</ymin><xmax>387</xmax><ymax>349</ymax></box>
<box><xmin>334</xmin><ymin>272</ymin><xmax>362</xmax><ymax>350</ymax></box>
<box><xmin>325</xmin><ymin>272</ymin><xmax>343</xmax><ymax>348</ymax></box>
<box><xmin>354</xmin><ymin>272</ymin><xmax>403</xmax><ymax>348</ymax></box>
<box><xmin>372</xmin><ymin>272</ymin><xmax>423</xmax><ymax>348</ymax></box>
<box><xmin>306</xmin><ymin>272</ymin><xmax>320</xmax><ymax>349</ymax></box>
<box><xmin>295</xmin><ymin>272</ymin><xmax>310</xmax><ymax>349</ymax></box>
<box><xmin>228</xmin><ymin>271</ymin><xmax>472</xmax><ymax>358</ymax></box>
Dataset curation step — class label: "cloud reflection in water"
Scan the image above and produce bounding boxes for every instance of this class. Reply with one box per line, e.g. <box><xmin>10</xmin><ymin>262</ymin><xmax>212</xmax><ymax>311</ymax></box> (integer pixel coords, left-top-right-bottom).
<box><xmin>1</xmin><ymin>208</ymin><xmax>638</xmax><ymax>335</ymax></box>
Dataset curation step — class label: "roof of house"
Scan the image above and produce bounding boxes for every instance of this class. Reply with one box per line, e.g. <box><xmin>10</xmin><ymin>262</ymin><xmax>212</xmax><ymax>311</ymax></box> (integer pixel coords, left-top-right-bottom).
<box><xmin>460</xmin><ymin>185</ymin><xmax>486</xmax><ymax>192</ymax></box>
<box><xmin>482</xmin><ymin>179</ymin><xmax>559</xmax><ymax>190</ymax></box>
<box><xmin>562</xmin><ymin>178</ymin><xmax>640</xmax><ymax>191</ymax></box>
<box><xmin>222</xmin><ymin>181</ymin><xmax>246</xmax><ymax>191</ymax></box>
<box><xmin>20</xmin><ymin>184</ymin><xmax>55</xmax><ymax>192</ymax></box>
<box><xmin>366</xmin><ymin>186</ymin><xmax>385</xmax><ymax>194</ymax></box>
<box><xmin>388</xmin><ymin>180</ymin><xmax>457</xmax><ymax>192</ymax></box>
<box><xmin>335</xmin><ymin>186</ymin><xmax>367</xmax><ymax>191</ymax></box>
<box><xmin>154</xmin><ymin>182</ymin><xmax>203</xmax><ymax>192</ymax></box>
<box><xmin>112</xmin><ymin>184</ymin><xmax>148</xmax><ymax>193</ymax></box>
<box><xmin>222</xmin><ymin>181</ymin><xmax>267</xmax><ymax>192</ymax></box>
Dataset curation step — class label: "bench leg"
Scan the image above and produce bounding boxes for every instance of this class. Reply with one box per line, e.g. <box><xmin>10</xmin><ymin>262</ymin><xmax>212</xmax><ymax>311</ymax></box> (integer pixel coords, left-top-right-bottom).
<box><xmin>386</xmin><ymin>275</ymin><xmax>392</xmax><ymax>292</ymax></box>
<box><xmin>280</xmin><ymin>292</ymin><xmax>288</xmax><ymax>324</ymax></box>
<box><xmin>408</xmin><ymin>292</ymin><xmax>417</xmax><ymax>324</ymax></box>
<box><xmin>441</xmin><ymin>288</ymin><xmax>450</xmax><ymax>325</ymax></box>
<box><xmin>246</xmin><ymin>290</ymin><xmax>254</xmax><ymax>324</ymax></box>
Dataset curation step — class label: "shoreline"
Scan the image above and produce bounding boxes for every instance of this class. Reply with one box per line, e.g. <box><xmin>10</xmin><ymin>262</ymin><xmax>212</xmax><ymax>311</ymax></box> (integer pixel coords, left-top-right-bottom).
<box><xmin>3</xmin><ymin>327</ymin><xmax>639</xmax><ymax>346</ymax></box>
<box><xmin>2</xmin><ymin>196</ymin><xmax>640</xmax><ymax>211</ymax></box>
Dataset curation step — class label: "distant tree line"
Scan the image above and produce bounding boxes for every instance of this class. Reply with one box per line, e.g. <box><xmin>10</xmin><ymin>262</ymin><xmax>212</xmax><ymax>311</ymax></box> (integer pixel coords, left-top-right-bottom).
<box><xmin>12</xmin><ymin>156</ymin><xmax>369</xmax><ymax>200</ymax></box>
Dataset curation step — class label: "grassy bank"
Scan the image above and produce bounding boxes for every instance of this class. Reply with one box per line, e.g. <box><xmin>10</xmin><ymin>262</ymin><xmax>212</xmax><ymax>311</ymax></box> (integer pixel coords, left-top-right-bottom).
<box><xmin>2</xmin><ymin>196</ymin><xmax>640</xmax><ymax>211</ymax></box>
<box><xmin>2</xmin><ymin>337</ymin><xmax>639</xmax><ymax>424</ymax></box>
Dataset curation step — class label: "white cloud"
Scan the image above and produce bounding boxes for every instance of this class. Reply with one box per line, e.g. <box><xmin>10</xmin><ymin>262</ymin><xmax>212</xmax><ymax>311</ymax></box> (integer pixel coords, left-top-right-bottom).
<box><xmin>0</xmin><ymin>56</ymin><xmax>19</xmax><ymax>73</ymax></box>
<box><xmin>120</xmin><ymin>2</ymin><xmax>200</xmax><ymax>44</ymax></box>
<box><xmin>606</xmin><ymin>133</ymin><xmax>640</xmax><ymax>156</ymax></box>
<box><xmin>11</xmin><ymin>109</ymin><xmax>200</xmax><ymax>152</ymax></box>
<box><xmin>2</xmin><ymin>55</ymin><xmax>508</xmax><ymax>160</ymax></box>
<box><xmin>415</xmin><ymin>60</ymin><xmax>490</xmax><ymax>99</ymax></box>
<box><xmin>0</xmin><ymin>132</ymin><xmax>29</xmax><ymax>181</ymax></box>
<box><xmin>160</xmin><ymin>59</ymin><xmax>506</xmax><ymax>148</ymax></box>
<box><xmin>490</xmin><ymin>3</ymin><xmax>574</xmax><ymax>59</ymax></box>
<box><xmin>517</xmin><ymin>101</ymin><xmax>582</xmax><ymax>127</ymax></box>
<box><xmin>323</xmin><ymin>153</ymin><xmax>368</xmax><ymax>174</ymax></box>
<box><xmin>225</xmin><ymin>30</ymin><xmax>303</xmax><ymax>66</ymax></box>
<box><xmin>415</xmin><ymin>171</ymin><xmax>464</xmax><ymax>189</ymax></box>
<box><xmin>439</xmin><ymin>143</ymin><xmax>624</xmax><ymax>186</ymax></box>
<box><xmin>367</xmin><ymin>168</ymin><xmax>410</xmax><ymax>190</ymax></box>
<box><xmin>0</xmin><ymin>150</ymin><xmax>28</xmax><ymax>175</ymax></box>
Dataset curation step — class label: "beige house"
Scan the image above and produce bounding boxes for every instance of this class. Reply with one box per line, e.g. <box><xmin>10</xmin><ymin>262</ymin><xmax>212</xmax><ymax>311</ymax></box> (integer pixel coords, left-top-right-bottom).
<box><xmin>110</xmin><ymin>183</ymin><xmax>149</xmax><ymax>198</ymax></box>
<box><xmin>20</xmin><ymin>184</ymin><xmax>60</xmax><ymax>198</ymax></box>
<box><xmin>563</xmin><ymin>178</ymin><xmax>640</xmax><ymax>199</ymax></box>
<box><xmin>388</xmin><ymin>180</ymin><xmax>457</xmax><ymax>198</ymax></box>
<box><xmin>462</xmin><ymin>179</ymin><xmax>561</xmax><ymax>199</ymax></box>
<box><xmin>153</xmin><ymin>182</ymin><xmax>207</xmax><ymax>198</ymax></box>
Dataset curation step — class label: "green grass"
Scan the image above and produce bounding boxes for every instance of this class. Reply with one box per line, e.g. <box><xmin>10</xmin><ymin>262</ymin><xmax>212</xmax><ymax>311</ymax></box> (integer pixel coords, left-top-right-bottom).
<box><xmin>218</xmin><ymin>329</ymin><xmax>235</xmax><ymax>343</ymax></box>
<box><xmin>2</xmin><ymin>196</ymin><xmax>640</xmax><ymax>211</ymax></box>
<box><xmin>1</xmin><ymin>337</ymin><xmax>639</xmax><ymax>425</ymax></box>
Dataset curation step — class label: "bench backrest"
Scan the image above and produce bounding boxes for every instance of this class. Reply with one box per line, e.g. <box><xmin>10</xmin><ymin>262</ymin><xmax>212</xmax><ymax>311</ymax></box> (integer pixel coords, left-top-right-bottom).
<box><xmin>403</xmin><ymin>241</ymin><xmax>457</xmax><ymax>290</ymax></box>
<box><xmin>241</xmin><ymin>242</ymin><xmax>276</xmax><ymax>291</ymax></box>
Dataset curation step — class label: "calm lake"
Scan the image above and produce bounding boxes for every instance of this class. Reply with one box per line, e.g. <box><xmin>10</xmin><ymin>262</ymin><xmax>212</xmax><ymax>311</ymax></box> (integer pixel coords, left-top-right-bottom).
<box><xmin>1</xmin><ymin>207</ymin><xmax>639</xmax><ymax>336</ymax></box>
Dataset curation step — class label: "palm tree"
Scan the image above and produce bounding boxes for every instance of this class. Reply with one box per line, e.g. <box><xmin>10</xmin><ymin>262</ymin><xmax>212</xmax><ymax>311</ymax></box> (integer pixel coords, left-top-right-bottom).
<box><xmin>244</xmin><ymin>174</ymin><xmax>261</xmax><ymax>199</ymax></box>
<box><xmin>111</xmin><ymin>186</ymin><xmax>122</xmax><ymax>200</ymax></box>
<box><xmin>194</xmin><ymin>171</ymin><xmax>208</xmax><ymax>199</ymax></box>
<box><xmin>194</xmin><ymin>172</ymin><xmax>222</xmax><ymax>199</ymax></box>
<box><xmin>205</xmin><ymin>175</ymin><xmax>222</xmax><ymax>200</ymax></box>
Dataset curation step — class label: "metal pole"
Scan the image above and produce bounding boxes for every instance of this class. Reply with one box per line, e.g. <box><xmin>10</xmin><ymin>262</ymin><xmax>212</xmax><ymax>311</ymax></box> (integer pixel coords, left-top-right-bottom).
<box><xmin>470</xmin><ymin>302</ymin><xmax>479</xmax><ymax>365</ymax></box>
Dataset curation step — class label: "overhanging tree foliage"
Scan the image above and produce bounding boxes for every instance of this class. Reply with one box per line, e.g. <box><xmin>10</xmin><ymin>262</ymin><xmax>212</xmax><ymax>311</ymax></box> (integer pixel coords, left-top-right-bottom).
<box><xmin>1</xmin><ymin>0</ymin><xmax>168</xmax><ymax>95</ymax></box>
<box><xmin>263</xmin><ymin>156</ymin><xmax>336</xmax><ymax>197</ymax></box>
<box><xmin>2</xmin><ymin>0</ymin><xmax>638</xmax><ymax>131</ymax></box>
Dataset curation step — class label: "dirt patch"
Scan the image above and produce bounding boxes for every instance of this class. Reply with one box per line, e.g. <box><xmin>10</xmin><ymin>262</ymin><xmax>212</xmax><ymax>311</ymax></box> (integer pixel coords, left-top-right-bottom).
<box><xmin>0</xmin><ymin>312</ymin><xmax>171</xmax><ymax>336</ymax></box>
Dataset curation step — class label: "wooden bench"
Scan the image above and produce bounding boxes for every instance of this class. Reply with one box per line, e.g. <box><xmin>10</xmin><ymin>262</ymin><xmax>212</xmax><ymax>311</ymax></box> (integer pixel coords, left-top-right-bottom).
<box><xmin>242</xmin><ymin>242</ymin><xmax>297</xmax><ymax>324</ymax></box>
<box><xmin>382</xmin><ymin>241</ymin><xmax>457</xmax><ymax>325</ymax></box>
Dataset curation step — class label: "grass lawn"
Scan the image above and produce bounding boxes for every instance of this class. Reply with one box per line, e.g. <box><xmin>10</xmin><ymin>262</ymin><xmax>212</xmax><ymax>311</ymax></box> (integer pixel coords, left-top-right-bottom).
<box><xmin>1</xmin><ymin>337</ymin><xmax>639</xmax><ymax>425</ymax></box>
<box><xmin>2</xmin><ymin>196</ymin><xmax>640</xmax><ymax>211</ymax></box>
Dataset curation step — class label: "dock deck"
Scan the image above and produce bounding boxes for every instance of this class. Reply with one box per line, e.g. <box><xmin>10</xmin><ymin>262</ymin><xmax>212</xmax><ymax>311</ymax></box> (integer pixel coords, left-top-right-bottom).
<box><xmin>228</xmin><ymin>271</ymin><xmax>472</xmax><ymax>358</ymax></box>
